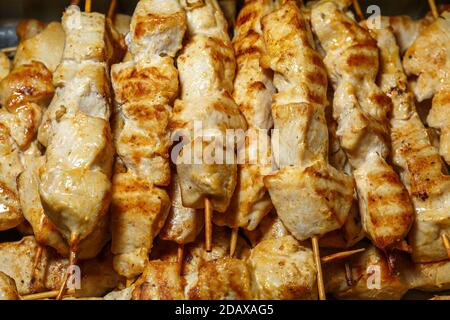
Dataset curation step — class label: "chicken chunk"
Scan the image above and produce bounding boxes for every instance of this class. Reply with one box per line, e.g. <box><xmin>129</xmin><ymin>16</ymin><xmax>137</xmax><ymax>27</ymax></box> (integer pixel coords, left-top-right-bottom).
<box><xmin>0</xmin><ymin>124</ymin><xmax>23</xmax><ymax>231</ymax></box>
<box><xmin>14</xmin><ymin>22</ymin><xmax>65</xmax><ymax>72</ymax></box>
<box><xmin>0</xmin><ymin>52</ymin><xmax>10</xmax><ymax>81</ymax></box>
<box><xmin>250</xmin><ymin>235</ymin><xmax>317</xmax><ymax>299</ymax></box>
<box><xmin>311</xmin><ymin>0</ymin><xmax>414</xmax><ymax>250</ymax></box>
<box><xmin>131</xmin><ymin>260</ymin><xmax>184</xmax><ymax>300</ymax></box>
<box><xmin>323</xmin><ymin>244</ymin><xmax>409</xmax><ymax>299</ymax></box>
<box><xmin>111</xmin><ymin>172</ymin><xmax>171</xmax><ymax>278</ymax></box>
<box><xmin>368</xmin><ymin>21</ymin><xmax>450</xmax><ymax>262</ymax></box>
<box><xmin>403</xmin><ymin>12</ymin><xmax>450</xmax><ymax>165</ymax></box>
<box><xmin>159</xmin><ymin>173</ymin><xmax>204</xmax><ymax>244</ymax></box>
<box><xmin>0</xmin><ymin>272</ymin><xmax>19</xmax><ymax>300</ymax></box>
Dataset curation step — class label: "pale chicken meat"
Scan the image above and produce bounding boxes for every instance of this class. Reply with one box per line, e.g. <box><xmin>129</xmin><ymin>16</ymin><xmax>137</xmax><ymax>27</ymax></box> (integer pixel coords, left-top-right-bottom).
<box><xmin>380</xmin><ymin>15</ymin><xmax>433</xmax><ymax>54</ymax></box>
<box><xmin>311</xmin><ymin>0</ymin><xmax>414</xmax><ymax>250</ymax></box>
<box><xmin>403</xmin><ymin>12</ymin><xmax>450</xmax><ymax>166</ymax></box>
<box><xmin>261</xmin><ymin>0</ymin><xmax>354</xmax><ymax>241</ymax></box>
<box><xmin>368</xmin><ymin>23</ymin><xmax>450</xmax><ymax>263</ymax></box>
<box><xmin>323</xmin><ymin>244</ymin><xmax>409</xmax><ymax>299</ymax></box>
<box><xmin>0</xmin><ymin>124</ymin><xmax>24</xmax><ymax>231</ymax></box>
<box><xmin>319</xmin><ymin>106</ymin><xmax>365</xmax><ymax>249</ymax></box>
<box><xmin>249</xmin><ymin>235</ymin><xmax>317</xmax><ymax>299</ymax></box>
<box><xmin>0</xmin><ymin>237</ymin><xmax>122</xmax><ymax>297</ymax></box>
<box><xmin>172</xmin><ymin>0</ymin><xmax>247</xmax><ymax>213</ymax></box>
<box><xmin>38</xmin><ymin>5</ymin><xmax>120</xmax><ymax>258</ymax></box>
<box><xmin>131</xmin><ymin>260</ymin><xmax>184</xmax><ymax>300</ymax></box>
<box><xmin>186</xmin><ymin>257</ymin><xmax>254</xmax><ymax>300</ymax></box>
<box><xmin>244</xmin><ymin>210</ymin><xmax>290</xmax><ymax>247</ymax></box>
<box><xmin>110</xmin><ymin>0</ymin><xmax>186</xmax><ymax>278</ymax></box>
<box><xmin>14</xmin><ymin>22</ymin><xmax>65</xmax><ymax>73</ymax></box>
<box><xmin>0</xmin><ymin>272</ymin><xmax>19</xmax><ymax>300</ymax></box>
<box><xmin>15</xmin><ymin>19</ymin><xmax>46</xmax><ymax>42</ymax></box>
<box><xmin>233</xmin><ymin>0</ymin><xmax>275</xmax><ymax>130</ymax></box>
<box><xmin>0</xmin><ymin>52</ymin><xmax>10</xmax><ymax>81</ymax></box>
<box><xmin>213</xmin><ymin>129</ymin><xmax>273</xmax><ymax>230</ymax></box>
<box><xmin>111</xmin><ymin>173</ymin><xmax>170</xmax><ymax>278</ymax></box>
<box><xmin>159</xmin><ymin>173</ymin><xmax>204</xmax><ymax>245</ymax></box>
<box><xmin>404</xmin><ymin>260</ymin><xmax>450</xmax><ymax>292</ymax></box>
<box><xmin>113</xmin><ymin>14</ymin><xmax>131</xmax><ymax>36</ymax></box>
<box><xmin>213</xmin><ymin>0</ymin><xmax>275</xmax><ymax>231</ymax></box>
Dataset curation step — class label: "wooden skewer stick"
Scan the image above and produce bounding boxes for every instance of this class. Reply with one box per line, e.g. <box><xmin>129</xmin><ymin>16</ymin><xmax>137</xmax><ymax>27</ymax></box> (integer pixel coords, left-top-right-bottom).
<box><xmin>311</xmin><ymin>235</ymin><xmax>326</xmax><ymax>300</ymax></box>
<box><xmin>22</xmin><ymin>289</ymin><xmax>75</xmax><ymax>300</ymax></box>
<box><xmin>229</xmin><ymin>227</ymin><xmax>238</xmax><ymax>257</ymax></box>
<box><xmin>428</xmin><ymin>0</ymin><xmax>439</xmax><ymax>19</ymax></box>
<box><xmin>321</xmin><ymin>248</ymin><xmax>366</xmax><ymax>264</ymax></box>
<box><xmin>352</xmin><ymin>0</ymin><xmax>364</xmax><ymax>21</ymax></box>
<box><xmin>442</xmin><ymin>233</ymin><xmax>450</xmax><ymax>260</ymax></box>
<box><xmin>56</xmin><ymin>246</ymin><xmax>78</xmax><ymax>300</ymax></box>
<box><xmin>30</xmin><ymin>246</ymin><xmax>44</xmax><ymax>292</ymax></box>
<box><xmin>84</xmin><ymin>0</ymin><xmax>92</xmax><ymax>13</ymax></box>
<box><xmin>107</xmin><ymin>0</ymin><xmax>117</xmax><ymax>20</ymax></box>
<box><xmin>0</xmin><ymin>46</ymin><xmax>17</xmax><ymax>53</ymax></box>
<box><xmin>177</xmin><ymin>244</ymin><xmax>184</xmax><ymax>266</ymax></box>
<box><xmin>204</xmin><ymin>197</ymin><xmax>213</xmax><ymax>252</ymax></box>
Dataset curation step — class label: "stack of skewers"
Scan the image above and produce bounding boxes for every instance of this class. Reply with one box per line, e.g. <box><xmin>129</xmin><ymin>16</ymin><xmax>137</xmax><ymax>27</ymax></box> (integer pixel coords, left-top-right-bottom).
<box><xmin>0</xmin><ymin>0</ymin><xmax>449</xmax><ymax>300</ymax></box>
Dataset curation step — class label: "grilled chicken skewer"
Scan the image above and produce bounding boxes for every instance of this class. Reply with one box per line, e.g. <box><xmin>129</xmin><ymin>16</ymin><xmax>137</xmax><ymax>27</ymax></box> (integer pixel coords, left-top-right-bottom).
<box><xmin>403</xmin><ymin>11</ymin><xmax>450</xmax><ymax>167</ymax></box>
<box><xmin>0</xmin><ymin>21</ymin><xmax>61</xmax><ymax>233</ymax></box>
<box><xmin>365</xmin><ymin>21</ymin><xmax>450</xmax><ymax>263</ymax></box>
<box><xmin>37</xmin><ymin>1</ymin><xmax>124</xmax><ymax>298</ymax></box>
<box><xmin>260</xmin><ymin>0</ymin><xmax>355</xmax><ymax>299</ymax></box>
<box><xmin>159</xmin><ymin>171</ymin><xmax>204</xmax><ymax>267</ymax></box>
<box><xmin>0</xmin><ymin>236</ymin><xmax>122</xmax><ymax>299</ymax></box>
<box><xmin>171</xmin><ymin>0</ymin><xmax>247</xmax><ymax>253</ymax></box>
<box><xmin>213</xmin><ymin>0</ymin><xmax>275</xmax><ymax>256</ymax></box>
<box><xmin>311</xmin><ymin>0</ymin><xmax>414</xmax><ymax>253</ymax></box>
<box><xmin>110</xmin><ymin>0</ymin><xmax>186</xmax><ymax>280</ymax></box>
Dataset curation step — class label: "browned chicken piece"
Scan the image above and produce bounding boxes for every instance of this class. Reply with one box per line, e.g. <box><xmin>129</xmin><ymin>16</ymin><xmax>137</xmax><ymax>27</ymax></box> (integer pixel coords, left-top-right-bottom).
<box><xmin>213</xmin><ymin>0</ymin><xmax>275</xmax><ymax>232</ymax></box>
<box><xmin>131</xmin><ymin>260</ymin><xmax>184</xmax><ymax>300</ymax></box>
<box><xmin>323</xmin><ymin>244</ymin><xmax>409</xmax><ymax>299</ymax></box>
<box><xmin>311</xmin><ymin>0</ymin><xmax>414</xmax><ymax>250</ymax></box>
<box><xmin>14</xmin><ymin>22</ymin><xmax>65</xmax><ymax>73</ymax></box>
<box><xmin>403</xmin><ymin>12</ymin><xmax>450</xmax><ymax>166</ymax></box>
<box><xmin>111</xmin><ymin>173</ymin><xmax>171</xmax><ymax>278</ymax></box>
<box><xmin>159</xmin><ymin>173</ymin><xmax>204</xmax><ymax>245</ymax></box>
<box><xmin>0</xmin><ymin>272</ymin><xmax>19</xmax><ymax>300</ymax></box>
<box><xmin>0</xmin><ymin>236</ymin><xmax>123</xmax><ymax>298</ymax></box>
<box><xmin>319</xmin><ymin>110</ymin><xmax>365</xmax><ymax>249</ymax></box>
<box><xmin>172</xmin><ymin>0</ymin><xmax>247</xmax><ymax>213</ymax></box>
<box><xmin>0</xmin><ymin>61</ymin><xmax>54</xmax><ymax>111</ymax></box>
<box><xmin>367</xmin><ymin>22</ymin><xmax>450</xmax><ymax>263</ymax></box>
<box><xmin>249</xmin><ymin>235</ymin><xmax>317</xmax><ymax>299</ymax></box>
<box><xmin>111</xmin><ymin>0</ymin><xmax>186</xmax><ymax>279</ymax></box>
<box><xmin>0</xmin><ymin>52</ymin><xmax>10</xmax><ymax>81</ymax></box>
<box><xmin>0</xmin><ymin>124</ymin><xmax>24</xmax><ymax>231</ymax></box>
<box><xmin>186</xmin><ymin>257</ymin><xmax>254</xmax><ymax>300</ymax></box>
<box><xmin>261</xmin><ymin>1</ymin><xmax>354</xmax><ymax>241</ymax></box>
<box><xmin>233</xmin><ymin>0</ymin><xmax>275</xmax><ymax>130</ymax></box>
<box><xmin>16</xmin><ymin>19</ymin><xmax>46</xmax><ymax>42</ymax></box>
<box><xmin>244</xmin><ymin>210</ymin><xmax>290</xmax><ymax>247</ymax></box>
<box><xmin>404</xmin><ymin>260</ymin><xmax>450</xmax><ymax>292</ymax></box>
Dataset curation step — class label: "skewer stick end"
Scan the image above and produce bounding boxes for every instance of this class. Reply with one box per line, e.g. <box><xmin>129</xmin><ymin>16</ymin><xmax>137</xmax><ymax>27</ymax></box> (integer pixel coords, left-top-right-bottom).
<box><xmin>230</xmin><ymin>227</ymin><xmax>238</xmax><ymax>257</ymax></box>
<box><xmin>204</xmin><ymin>198</ymin><xmax>213</xmax><ymax>252</ymax></box>
<box><xmin>311</xmin><ymin>235</ymin><xmax>326</xmax><ymax>300</ymax></box>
